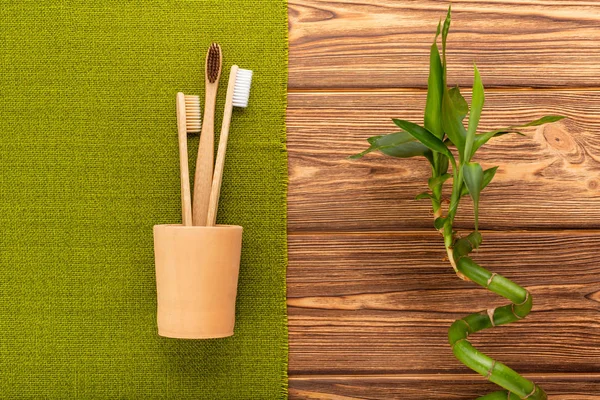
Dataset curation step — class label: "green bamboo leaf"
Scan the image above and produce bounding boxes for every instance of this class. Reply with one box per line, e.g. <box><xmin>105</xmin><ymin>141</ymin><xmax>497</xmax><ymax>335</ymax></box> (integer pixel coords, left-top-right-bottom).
<box><xmin>349</xmin><ymin>131</ymin><xmax>430</xmax><ymax>159</ymax></box>
<box><xmin>463</xmin><ymin>162</ymin><xmax>484</xmax><ymax>230</ymax></box>
<box><xmin>442</xmin><ymin>88</ymin><xmax>467</xmax><ymax>157</ymax></box>
<box><xmin>380</xmin><ymin>142</ymin><xmax>431</xmax><ymax>158</ymax></box>
<box><xmin>460</xmin><ymin>166</ymin><xmax>498</xmax><ymax>197</ymax></box>
<box><xmin>423</xmin><ymin>149</ymin><xmax>435</xmax><ymax>165</ymax></box>
<box><xmin>471</xmin><ymin>115</ymin><xmax>565</xmax><ymax>157</ymax></box>
<box><xmin>424</xmin><ymin>23</ymin><xmax>444</xmax><ymax>139</ymax></box>
<box><xmin>415</xmin><ymin>192</ymin><xmax>433</xmax><ymax>200</ymax></box>
<box><xmin>434</xmin><ymin>216</ymin><xmax>447</xmax><ymax>230</ymax></box>
<box><xmin>392</xmin><ymin>119</ymin><xmax>453</xmax><ymax>159</ymax></box>
<box><xmin>449</xmin><ymin>86</ymin><xmax>468</xmax><ymax>120</ymax></box>
<box><xmin>481</xmin><ymin>128</ymin><xmax>525</xmax><ymax>138</ymax></box>
<box><xmin>468</xmin><ymin>65</ymin><xmax>484</xmax><ymax>137</ymax></box>
<box><xmin>428</xmin><ymin>173</ymin><xmax>452</xmax><ymax>191</ymax></box>
<box><xmin>366</xmin><ymin>135</ymin><xmax>382</xmax><ymax>145</ymax></box>
<box><xmin>349</xmin><ymin>147</ymin><xmax>377</xmax><ymax>160</ymax></box>
<box><xmin>482</xmin><ymin>166</ymin><xmax>498</xmax><ymax>188</ymax></box>
<box><xmin>441</xmin><ymin>5</ymin><xmax>451</xmax><ymax>70</ymax></box>
<box><xmin>465</xmin><ymin>64</ymin><xmax>484</xmax><ymax>161</ymax></box>
<box><xmin>469</xmin><ymin>130</ymin><xmax>522</xmax><ymax>159</ymax></box>
<box><xmin>368</xmin><ymin>131</ymin><xmax>411</xmax><ymax>146</ymax></box>
<box><xmin>437</xmin><ymin>154</ymin><xmax>450</xmax><ymax>175</ymax></box>
<box><xmin>521</xmin><ymin>115</ymin><xmax>565</xmax><ymax>126</ymax></box>
<box><xmin>424</xmin><ymin>42</ymin><xmax>444</xmax><ymax>138</ymax></box>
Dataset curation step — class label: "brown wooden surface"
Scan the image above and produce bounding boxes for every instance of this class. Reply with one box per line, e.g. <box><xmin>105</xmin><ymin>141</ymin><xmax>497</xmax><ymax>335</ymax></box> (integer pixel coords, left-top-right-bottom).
<box><xmin>289</xmin><ymin>374</ymin><xmax>600</xmax><ymax>399</ymax></box>
<box><xmin>288</xmin><ymin>90</ymin><xmax>600</xmax><ymax>232</ymax></box>
<box><xmin>287</xmin><ymin>1</ymin><xmax>600</xmax><ymax>399</ymax></box>
<box><xmin>288</xmin><ymin>0</ymin><xmax>600</xmax><ymax>89</ymax></box>
<box><xmin>288</xmin><ymin>232</ymin><xmax>600</xmax><ymax>375</ymax></box>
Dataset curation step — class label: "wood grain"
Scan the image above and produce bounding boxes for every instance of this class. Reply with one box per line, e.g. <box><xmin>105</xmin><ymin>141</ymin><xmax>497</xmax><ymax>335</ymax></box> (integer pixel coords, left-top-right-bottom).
<box><xmin>287</xmin><ymin>2</ymin><xmax>600</xmax><ymax>397</ymax></box>
<box><xmin>289</xmin><ymin>374</ymin><xmax>600</xmax><ymax>400</ymax></box>
<box><xmin>289</xmin><ymin>0</ymin><xmax>600</xmax><ymax>89</ymax></box>
<box><xmin>287</xmin><ymin>231</ymin><xmax>600</xmax><ymax>374</ymax></box>
<box><xmin>288</xmin><ymin>90</ymin><xmax>600</xmax><ymax>232</ymax></box>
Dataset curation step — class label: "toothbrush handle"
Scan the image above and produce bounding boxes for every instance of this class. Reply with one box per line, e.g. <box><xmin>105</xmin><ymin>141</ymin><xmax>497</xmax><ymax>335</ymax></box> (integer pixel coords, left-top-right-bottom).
<box><xmin>176</xmin><ymin>93</ymin><xmax>193</xmax><ymax>226</ymax></box>
<box><xmin>207</xmin><ymin>66</ymin><xmax>238</xmax><ymax>227</ymax></box>
<box><xmin>192</xmin><ymin>83</ymin><xmax>217</xmax><ymax>226</ymax></box>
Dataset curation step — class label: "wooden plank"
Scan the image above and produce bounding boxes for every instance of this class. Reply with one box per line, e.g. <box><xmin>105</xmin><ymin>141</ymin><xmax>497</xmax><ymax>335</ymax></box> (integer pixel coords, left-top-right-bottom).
<box><xmin>287</xmin><ymin>90</ymin><xmax>600</xmax><ymax>232</ymax></box>
<box><xmin>288</xmin><ymin>0</ymin><xmax>600</xmax><ymax>89</ymax></box>
<box><xmin>288</xmin><ymin>374</ymin><xmax>600</xmax><ymax>400</ymax></box>
<box><xmin>287</xmin><ymin>231</ymin><xmax>600</xmax><ymax>374</ymax></box>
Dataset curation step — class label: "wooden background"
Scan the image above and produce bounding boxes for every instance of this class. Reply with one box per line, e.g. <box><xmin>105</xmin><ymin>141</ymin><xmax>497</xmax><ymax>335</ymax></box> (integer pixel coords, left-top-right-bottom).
<box><xmin>286</xmin><ymin>1</ymin><xmax>600</xmax><ymax>399</ymax></box>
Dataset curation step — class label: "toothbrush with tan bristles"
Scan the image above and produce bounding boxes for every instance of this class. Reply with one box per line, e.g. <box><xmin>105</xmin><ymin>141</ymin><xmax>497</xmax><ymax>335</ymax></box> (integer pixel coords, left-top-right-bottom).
<box><xmin>206</xmin><ymin>66</ymin><xmax>253</xmax><ymax>226</ymax></box>
<box><xmin>175</xmin><ymin>93</ymin><xmax>201</xmax><ymax>226</ymax></box>
<box><xmin>193</xmin><ymin>43</ymin><xmax>222</xmax><ymax>226</ymax></box>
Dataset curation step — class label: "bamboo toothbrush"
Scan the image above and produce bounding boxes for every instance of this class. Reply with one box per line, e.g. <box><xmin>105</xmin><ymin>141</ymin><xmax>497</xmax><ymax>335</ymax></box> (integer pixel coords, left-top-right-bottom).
<box><xmin>175</xmin><ymin>93</ymin><xmax>201</xmax><ymax>226</ymax></box>
<box><xmin>192</xmin><ymin>43</ymin><xmax>222</xmax><ymax>226</ymax></box>
<box><xmin>206</xmin><ymin>66</ymin><xmax>253</xmax><ymax>226</ymax></box>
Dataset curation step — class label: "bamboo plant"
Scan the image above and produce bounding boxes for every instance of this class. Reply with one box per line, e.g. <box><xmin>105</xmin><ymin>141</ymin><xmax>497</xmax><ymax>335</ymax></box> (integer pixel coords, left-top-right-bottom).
<box><xmin>351</xmin><ymin>7</ymin><xmax>564</xmax><ymax>400</ymax></box>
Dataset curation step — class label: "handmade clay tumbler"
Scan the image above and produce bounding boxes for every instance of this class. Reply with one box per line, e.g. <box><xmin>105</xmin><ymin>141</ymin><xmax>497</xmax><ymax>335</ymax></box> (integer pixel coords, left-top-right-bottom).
<box><xmin>153</xmin><ymin>224</ymin><xmax>243</xmax><ymax>339</ymax></box>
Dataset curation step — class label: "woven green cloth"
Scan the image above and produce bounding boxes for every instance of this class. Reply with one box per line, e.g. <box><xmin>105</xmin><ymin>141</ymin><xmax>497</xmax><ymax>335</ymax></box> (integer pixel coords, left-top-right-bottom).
<box><xmin>0</xmin><ymin>1</ymin><xmax>287</xmax><ymax>398</ymax></box>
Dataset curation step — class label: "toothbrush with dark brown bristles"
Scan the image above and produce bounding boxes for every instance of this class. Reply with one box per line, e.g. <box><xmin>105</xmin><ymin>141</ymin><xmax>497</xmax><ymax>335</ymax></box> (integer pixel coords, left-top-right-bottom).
<box><xmin>193</xmin><ymin>43</ymin><xmax>222</xmax><ymax>226</ymax></box>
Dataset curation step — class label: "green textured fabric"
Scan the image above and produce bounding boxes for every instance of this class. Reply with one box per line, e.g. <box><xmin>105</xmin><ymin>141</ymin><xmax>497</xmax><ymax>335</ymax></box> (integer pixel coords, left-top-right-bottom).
<box><xmin>0</xmin><ymin>1</ymin><xmax>288</xmax><ymax>398</ymax></box>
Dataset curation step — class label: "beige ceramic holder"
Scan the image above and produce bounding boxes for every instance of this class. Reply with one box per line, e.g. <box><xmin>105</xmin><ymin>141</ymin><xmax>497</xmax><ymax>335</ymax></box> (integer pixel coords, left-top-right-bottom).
<box><xmin>153</xmin><ymin>224</ymin><xmax>243</xmax><ymax>339</ymax></box>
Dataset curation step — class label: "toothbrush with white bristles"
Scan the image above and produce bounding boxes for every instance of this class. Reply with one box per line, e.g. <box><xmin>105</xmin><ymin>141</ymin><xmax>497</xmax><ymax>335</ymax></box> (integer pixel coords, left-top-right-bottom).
<box><xmin>175</xmin><ymin>92</ymin><xmax>201</xmax><ymax>226</ymax></box>
<box><xmin>206</xmin><ymin>66</ymin><xmax>253</xmax><ymax>226</ymax></box>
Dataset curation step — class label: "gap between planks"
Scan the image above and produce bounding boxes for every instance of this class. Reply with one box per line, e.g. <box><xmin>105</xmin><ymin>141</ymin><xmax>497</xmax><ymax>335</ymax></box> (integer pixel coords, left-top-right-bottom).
<box><xmin>287</xmin><ymin>229</ymin><xmax>600</xmax><ymax>237</ymax></box>
<box><xmin>289</xmin><ymin>373</ymin><xmax>600</xmax><ymax>381</ymax></box>
<box><xmin>287</xmin><ymin>86</ymin><xmax>600</xmax><ymax>94</ymax></box>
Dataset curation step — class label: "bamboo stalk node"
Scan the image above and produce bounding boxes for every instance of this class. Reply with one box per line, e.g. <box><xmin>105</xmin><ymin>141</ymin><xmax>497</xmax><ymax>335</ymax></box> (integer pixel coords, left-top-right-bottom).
<box><xmin>450</xmin><ymin>337</ymin><xmax>469</xmax><ymax>349</ymax></box>
<box><xmin>486</xmin><ymin>273</ymin><xmax>497</xmax><ymax>288</ymax></box>
<box><xmin>523</xmin><ymin>386</ymin><xmax>537</xmax><ymax>399</ymax></box>
<box><xmin>485</xmin><ymin>360</ymin><xmax>496</xmax><ymax>379</ymax></box>
<box><xmin>487</xmin><ymin>308</ymin><xmax>496</xmax><ymax>327</ymax></box>
<box><xmin>511</xmin><ymin>303</ymin><xmax>524</xmax><ymax>320</ymax></box>
<box><xmin>516</xmin><ymin>291</ymin><xmax>530</xmax><ymax>306</ymax></box>
<box><xmin>460</xmin><ymin>318</ymin><xmax>472</xmax><ymax>333</ymax></box>
<box><xmin>456</xmin><ymin>272</ymin><xmax>470</xmax><ymax>281</ymax></box>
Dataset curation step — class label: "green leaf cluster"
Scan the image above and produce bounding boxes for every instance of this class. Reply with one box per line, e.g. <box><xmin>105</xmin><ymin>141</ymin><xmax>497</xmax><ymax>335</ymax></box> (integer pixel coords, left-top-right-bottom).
<box><xmin>350</xmin><ymin>5</ymin><xmax>564</xmax><ymax>236</ymax></box>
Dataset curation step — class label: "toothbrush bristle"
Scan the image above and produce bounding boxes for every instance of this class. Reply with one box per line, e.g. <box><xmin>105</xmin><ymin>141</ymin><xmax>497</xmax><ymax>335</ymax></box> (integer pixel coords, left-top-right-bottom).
<box><xmin>184</xmin><ymin>95</ymin><xmax>201</xmax><ymax>133</ymax></box>
<box><xmin>232</xmin><ymin>68</ymin><xmax>253</xmax><ymax>108</ymax></box>
<box><xmin>206</xmin><ymin>43</ymin><xmax>222</xmax><ymax>83</ymax></box>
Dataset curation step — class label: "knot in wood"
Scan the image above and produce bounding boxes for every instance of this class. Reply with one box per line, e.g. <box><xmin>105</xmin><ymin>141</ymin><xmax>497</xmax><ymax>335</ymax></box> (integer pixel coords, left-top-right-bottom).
<box><xmin>543</xmin><ymin>125</ymin><xmax>574</xmax><ymax>152</ymax></box>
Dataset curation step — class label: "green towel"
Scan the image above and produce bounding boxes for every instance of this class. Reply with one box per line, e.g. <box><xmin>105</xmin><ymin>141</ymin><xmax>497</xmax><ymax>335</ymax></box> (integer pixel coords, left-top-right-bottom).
<box><xmin>0</xmin><ymin>1</ymin><xmax>288</xmax><ymax>398</ymax></box>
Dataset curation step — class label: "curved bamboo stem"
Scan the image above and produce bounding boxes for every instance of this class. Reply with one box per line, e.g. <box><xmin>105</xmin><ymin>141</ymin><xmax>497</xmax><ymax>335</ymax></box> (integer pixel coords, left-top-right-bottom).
<box><xmin>445</xmin><ymin>234</ymin><xmax>547</xmax><ymax>400</ymax></box>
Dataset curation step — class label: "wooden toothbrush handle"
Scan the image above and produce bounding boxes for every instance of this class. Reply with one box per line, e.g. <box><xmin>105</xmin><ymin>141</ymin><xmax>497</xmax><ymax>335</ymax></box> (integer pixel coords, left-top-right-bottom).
<box><xmin>207</xmin><ymin>66</ymin><xmax>238</xmax><ymax>226</ymax></box>
<box><xmin>192</xmin><ymin>83</ymin><xmax>217</xmax><ymax>226</ymax></box>
<box><xmin>176</xmin><ymin>93</ymin><xmax>193</xmax><ymax>226</ymax></box>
